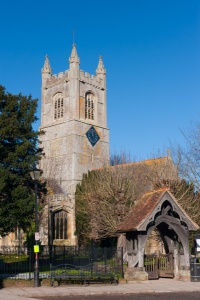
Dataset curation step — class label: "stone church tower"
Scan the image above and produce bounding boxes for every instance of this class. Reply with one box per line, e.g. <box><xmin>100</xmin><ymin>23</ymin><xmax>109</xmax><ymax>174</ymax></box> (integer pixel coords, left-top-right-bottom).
<box><xmin>39</xmin><ymin>44</ymin><xmax>109</xmax><ymax>246</ymax></box>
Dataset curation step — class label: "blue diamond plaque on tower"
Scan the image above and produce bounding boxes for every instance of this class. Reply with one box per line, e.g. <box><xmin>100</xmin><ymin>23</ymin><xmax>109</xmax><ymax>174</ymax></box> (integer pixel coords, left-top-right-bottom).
<box><xmin>86</xmin><ymin>126</ymin><xmax>100</xmax><ymax>147</ymax></box>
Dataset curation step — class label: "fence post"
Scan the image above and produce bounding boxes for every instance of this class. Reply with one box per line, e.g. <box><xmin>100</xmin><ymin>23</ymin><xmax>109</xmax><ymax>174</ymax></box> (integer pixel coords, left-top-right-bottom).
<box><xmin>49</xmin><ymin>245</ymin><xmax>52</xmax><ymax>267</ymax></box>
<box><xmin>121</xmin><ymin>247</ymin><xmax>124</xmax><ymax>278</ymax></box>
<box><xmin>63</xmin><ymin>246</ymin><xmax>65</xmax><ymax>264</ymax></box>
<box><xmin>53</xmin><ymin>245</ymin><xmax>56</xmax><ymax>266</ymax></box>
<box><xmin>29</xmin><ymin>248</ymin><xmax>32</xmax><ymax>280</ymax></box>
<box><xmin>104</xmin><ymin>247</ymin><xmax>107</xmax><ymax>273</ymax></box>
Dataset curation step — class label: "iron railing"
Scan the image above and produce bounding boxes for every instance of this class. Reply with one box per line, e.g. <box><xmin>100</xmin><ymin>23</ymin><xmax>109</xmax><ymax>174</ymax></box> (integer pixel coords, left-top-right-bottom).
<box><xmin>0</xmin><ymin>246</ymin><xmax>123</xmax><ymax>280</ymax></box>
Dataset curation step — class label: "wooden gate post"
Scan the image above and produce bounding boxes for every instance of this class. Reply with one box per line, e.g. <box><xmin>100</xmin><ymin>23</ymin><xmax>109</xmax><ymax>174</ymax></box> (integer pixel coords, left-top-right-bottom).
<box><xmin>174</xmin><ymin>247</ymin><xmax>179</xmax><ymax>278</ymax></box>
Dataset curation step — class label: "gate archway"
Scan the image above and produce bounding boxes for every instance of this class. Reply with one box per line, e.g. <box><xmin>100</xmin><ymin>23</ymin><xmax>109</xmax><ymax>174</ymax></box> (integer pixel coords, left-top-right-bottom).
<box><xmin>117</xmin><ymin>188</ymin><xmax>199</xmax><ymax>281</ymax></box>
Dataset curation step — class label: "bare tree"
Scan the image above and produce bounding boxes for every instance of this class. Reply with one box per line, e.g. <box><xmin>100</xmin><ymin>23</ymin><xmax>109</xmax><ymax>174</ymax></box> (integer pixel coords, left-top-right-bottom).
<box><xmin>75</xmin><ymin>156</ymin><xmax>178</xmax><ymax>245</ymax></box>
<box><xmin>172</xmin><ymin>121</ymin><xmax>200</xmax><ymax>192</ymax></box>
<box><xmin>75</xmin><ymin>167</ymin><xmax>136</xmax><ymax>244</ymax></box>
<box><xmin>155</xmin><ymin>178</ymin><xmax>200</xmax><ymax>226</ymax></box>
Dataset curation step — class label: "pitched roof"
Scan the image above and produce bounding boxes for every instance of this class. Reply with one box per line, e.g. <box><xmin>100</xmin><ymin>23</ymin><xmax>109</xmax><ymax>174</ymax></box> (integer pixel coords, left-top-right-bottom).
<box><xmin>117</xmin><ymin>188</ymin><xmax>199</xmax><ymax>232</ymax></box>
<box><xmin>96</xmin><ymin>156</ymin><xmax>175</xmax><ymax>170</ymax></box>
<box><xmin>117</xmin><ymin>188</ymin><xmax>167</xmax><ymax>232</ymax></box>
<box><xmin>92</xmin><ymin>156</ymin><xmax>178</xmax><ymax>202</ymax></box>
<box><xmin>94</xmin><ymin>156</ymin><xmax>178</xmax><ymax>180</ymax></box>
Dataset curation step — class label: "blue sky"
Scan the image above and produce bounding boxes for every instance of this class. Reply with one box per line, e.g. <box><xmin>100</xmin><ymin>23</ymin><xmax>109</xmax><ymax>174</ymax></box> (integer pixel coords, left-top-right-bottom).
<box><xmin>0</xmin><ymin>0</ymin><xmax>199</xmax><ymax>160</ymax></box>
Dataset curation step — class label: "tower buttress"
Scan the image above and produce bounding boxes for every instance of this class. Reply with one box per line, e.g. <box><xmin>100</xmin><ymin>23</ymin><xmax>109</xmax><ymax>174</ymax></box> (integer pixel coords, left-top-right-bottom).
<box><xmin>96</xmin><ymin>56</ymin><xmax>107</xmax><ymax>126</ymax></box>
<box><xmin>41</xmin><ymin>55</ymin><xmax>52</xmax><ymax>125</ymax></box>
<box><xmin>69</xmin><ymin>44</ymin><xmax>80</xmax><ymax>119</ymax></box>
<box><xmin>96</xmin><ymin>56</ymin><xmax>106</xmax><ymax>86</ymax></box>
<box><xmin>42</xmin><ymin>55</ymin><xmax>52</xmax><ymax>83</ymax></box>
<box><xmin>69</xmin><ymin>43</ymin><xmax>80</xmax><ymax>77</ymax></box>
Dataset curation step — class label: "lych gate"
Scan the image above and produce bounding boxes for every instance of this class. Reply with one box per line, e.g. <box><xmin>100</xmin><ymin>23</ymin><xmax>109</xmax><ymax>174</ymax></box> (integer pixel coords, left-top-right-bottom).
<box><xmin>117</xmin><ymin>188</ymin><xmax>199</xmax><ymax>281</ymax></box>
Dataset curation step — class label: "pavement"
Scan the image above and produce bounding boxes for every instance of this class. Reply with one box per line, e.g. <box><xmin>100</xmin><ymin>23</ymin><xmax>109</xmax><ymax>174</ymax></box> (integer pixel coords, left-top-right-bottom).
<box><xmin>1</xmin><ymin>279</ymin><xmax>200</xmax><ymax>300</ymax></box>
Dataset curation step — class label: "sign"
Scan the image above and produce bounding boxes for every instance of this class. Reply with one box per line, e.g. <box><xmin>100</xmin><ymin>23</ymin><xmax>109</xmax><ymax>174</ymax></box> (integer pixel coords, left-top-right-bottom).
<box><xmin>34</xmin><ymin>245</ymin><xmax>39</xmax><ymax>253</ymax></box>
<box><xmin>35</xmin><ymin>232</ymin><xmax>40</xmax><ymax>241</ymax></box>
<box><xmin>196</xmin><ymin>239</ymin><xmax>200</xmax><ymax>252</ymax></box>
<box><xmin>195</xmin><ymin>234</ymin><xmax>200</xmax><ymax>253</ymax></box>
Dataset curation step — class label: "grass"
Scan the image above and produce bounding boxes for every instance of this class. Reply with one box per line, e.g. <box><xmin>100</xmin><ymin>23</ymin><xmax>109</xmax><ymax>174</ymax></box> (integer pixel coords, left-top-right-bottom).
<box><xmin>0</xmin><ymin>254</ymin><xmax>28</xmax><ymax>263</ymax></box>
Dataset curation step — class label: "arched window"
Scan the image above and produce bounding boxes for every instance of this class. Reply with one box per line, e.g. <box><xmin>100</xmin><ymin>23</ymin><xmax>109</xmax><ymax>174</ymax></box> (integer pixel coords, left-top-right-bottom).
<box><xmin>53</xmin><ymin>93</ymin><xmax>64</xmax><ymax>120</ymax></box>
<box><xmin>54</xmin><ymin>210</ymin><xmax>68</xmax><ymax>239</ymax></box>
<box><xmin>85</xmin><ymin>93</ymin><xmax>94</xmax><ymax>120</ymax></box>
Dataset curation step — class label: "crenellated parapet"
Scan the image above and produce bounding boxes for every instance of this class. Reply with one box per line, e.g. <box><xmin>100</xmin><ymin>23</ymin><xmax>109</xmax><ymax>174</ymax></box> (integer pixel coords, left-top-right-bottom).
<box><xmin>80</xmin><ymin>70</ymin><xmax>105</xmax><ymax>90</ymax></box>
<box><xmin>43</xmin><ymin>68</ymin><xmax>105</xmax><ymax>90</ymax></box>
<box><xmin>44</xmin><ymin>70</ymin><xmax>70</xmax><ymax>87</ymax></box>
<box><xmin>42</xmin><ymin>45</ymin><xmax>106</xmax><ymax>92</ymax></box>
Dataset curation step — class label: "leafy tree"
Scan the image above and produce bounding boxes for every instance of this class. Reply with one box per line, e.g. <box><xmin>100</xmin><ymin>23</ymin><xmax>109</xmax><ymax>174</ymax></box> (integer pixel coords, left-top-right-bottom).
<box><xmin>0</xmin><ymin>85</ymin><xmax>45</xmax><ymax>237</ymax></box>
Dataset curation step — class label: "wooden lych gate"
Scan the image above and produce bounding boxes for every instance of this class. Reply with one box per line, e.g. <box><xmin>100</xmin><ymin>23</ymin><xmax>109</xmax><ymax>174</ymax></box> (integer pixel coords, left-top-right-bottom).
<box><xmin>117</xmin><ymin>188</ymin><xmax>199</xmax><ymax>281</ymax></box>
<box><xmin>144</xmin><ymin>253</ymin><xmax>174</xmax><ymax>279</ymax></box>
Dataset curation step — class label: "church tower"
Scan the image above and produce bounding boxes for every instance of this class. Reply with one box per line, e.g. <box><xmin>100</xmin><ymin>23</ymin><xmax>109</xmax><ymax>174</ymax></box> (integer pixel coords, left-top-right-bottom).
<box><xmin>39</xmin><ymin>45</ymin><xmax>109</xmax><ymax>246</ymax></box>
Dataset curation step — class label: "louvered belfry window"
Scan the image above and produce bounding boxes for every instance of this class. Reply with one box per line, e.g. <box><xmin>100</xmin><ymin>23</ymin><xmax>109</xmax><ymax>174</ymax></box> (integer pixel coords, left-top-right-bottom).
<box><xmin>85</xmin><ymin>93</ymin><xmax>94</xmax><ymax>120</ymax></box>
<box><xmin>53</xmin><ymin>93</ymin><xmax>64</xmax><ymax>119</ymax></box>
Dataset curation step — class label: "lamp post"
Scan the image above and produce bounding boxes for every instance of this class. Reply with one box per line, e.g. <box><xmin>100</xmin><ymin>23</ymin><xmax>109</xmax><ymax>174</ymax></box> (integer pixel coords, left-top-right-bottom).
<box><xmin>30</xmin><ymin>167</ymin><xmax>41</xmax><ymax>287</ymax></box>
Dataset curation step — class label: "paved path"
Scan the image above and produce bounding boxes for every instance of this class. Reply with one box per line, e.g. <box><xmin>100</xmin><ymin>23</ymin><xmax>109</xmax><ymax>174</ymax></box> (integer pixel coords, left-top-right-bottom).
<box><xmin>1</xmin><ymin>279</ymin><xmax>200</xmax><ymax>300</ymax></box>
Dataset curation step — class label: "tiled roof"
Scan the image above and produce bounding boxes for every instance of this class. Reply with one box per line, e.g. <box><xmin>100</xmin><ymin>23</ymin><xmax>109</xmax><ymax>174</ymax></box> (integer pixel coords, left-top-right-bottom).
<box><xmin>117</xmin><ymin>187</ymin><xmax>199</xmax><ymax>232</ymax></box>
<box><xmin>93</xmin><ymin>157</ymin><xmax>178</xmax><ymax>185</ymax></box>
<box><xmin>94</xmin><ymin>156</ymin><xmax>175</xmax><ymax>171</ymax></box>
<box><xmin>111</xmin><ymin>156</ymin><xmax>170</xmax><ymax>168</ymax></box>
<box><xmin>117</xmin><ymin>188</ymin><xmax>168</xmax><ymax>232</ymax></box>
<box><xmin>92</xmin><ymin>156</ymin><xmax>178</xmax><ymax>204</ymax></box>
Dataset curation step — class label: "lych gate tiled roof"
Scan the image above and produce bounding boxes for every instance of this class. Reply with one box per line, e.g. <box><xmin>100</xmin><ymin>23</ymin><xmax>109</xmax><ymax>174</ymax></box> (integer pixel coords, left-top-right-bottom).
<box><xmin>117</xmin><ymin>188</ymin><xmax>199</xmax><ymax>232</ymax></box>
<box><xmin>117</xmin><ymin>188</ymin><xmax>168</xmax><ymax>232</ymax></box>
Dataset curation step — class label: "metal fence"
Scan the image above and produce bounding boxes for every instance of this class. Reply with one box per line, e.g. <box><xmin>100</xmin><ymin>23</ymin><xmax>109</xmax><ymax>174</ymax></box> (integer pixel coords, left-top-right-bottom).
<box><xmin>0</xmin><ymin>246</ymin><xmax>123</xmax><ymax>280</ymax></box>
